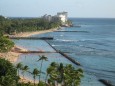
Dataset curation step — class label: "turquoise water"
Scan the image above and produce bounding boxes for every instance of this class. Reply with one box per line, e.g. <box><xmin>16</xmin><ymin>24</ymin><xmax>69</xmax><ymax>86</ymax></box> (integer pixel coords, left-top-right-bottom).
<box><xmin>14</xmin><ymin>18</ymin><xmax>115</xmax><ymax>86</ymax></box>
<box><xmin>13</xmin><ymin>39</ymin><xmax>55</xmax><ymax>52</ymax></box>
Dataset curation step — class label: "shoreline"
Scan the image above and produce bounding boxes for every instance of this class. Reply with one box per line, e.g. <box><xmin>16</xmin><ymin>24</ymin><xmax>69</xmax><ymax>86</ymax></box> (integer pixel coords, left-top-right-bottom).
<box><xmin>0</xmin><ymin>28</ymin><xmax>59</xmax><ymax>83</ymax></box>
<box><xmin>1</xmin><ymin>27</ymin><xmax>59</xmax><ymax>63</ymax></box>
<box><xmin>19</xmin><ymin>76</ymin><xmax>39</xmax><ymax>84</ymax></box>
<box><xmin>0</xmin><ymin>45</ymin><xmax>28</xmax><ymax>63</ymax></box>
<box><xmin>0</xmin><ymin>51</ymin><xmax>20</xmax><ymax>63</ymax></box>
<box><xmin>10</xmin><ymin>28</ymin><xmax>58</xmax><ymax>37</ymax></box>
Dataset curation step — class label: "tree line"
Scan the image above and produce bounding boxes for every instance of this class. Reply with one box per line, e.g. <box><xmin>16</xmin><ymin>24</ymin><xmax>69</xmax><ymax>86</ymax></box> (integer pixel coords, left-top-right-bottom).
<box><xmin>0</xmin><ymin>55</ymin><xmax>83</xmax><ymax>86</ymax></box>
<box><xmin>0</xmin><ymin>30</ymin><xmax>14</xmax><ymax>53</ymax></box>
<box><xmin>0</xmin><ymin>15</ymin><xmax>61</xmax><ymax>35</ymax></box>
<box><xmin>0</xmin><ymin>15</ymin><xmax>60</xmax><ymax>52</ymax></box>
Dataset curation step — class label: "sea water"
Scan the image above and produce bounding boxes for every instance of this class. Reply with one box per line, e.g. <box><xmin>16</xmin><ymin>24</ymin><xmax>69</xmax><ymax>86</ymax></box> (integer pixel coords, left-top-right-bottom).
<box><xmin>14</xmin><ymin>18</ymin><xmax>115</xmax><ymax>86</ymax></box>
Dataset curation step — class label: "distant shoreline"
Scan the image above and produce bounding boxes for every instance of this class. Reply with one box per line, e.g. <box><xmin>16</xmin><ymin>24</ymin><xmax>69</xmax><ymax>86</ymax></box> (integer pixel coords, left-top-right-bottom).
<box><xmin>9</xmin><ymin>28</ymin><xmax>58</xmax><ymax>37</ymax></box>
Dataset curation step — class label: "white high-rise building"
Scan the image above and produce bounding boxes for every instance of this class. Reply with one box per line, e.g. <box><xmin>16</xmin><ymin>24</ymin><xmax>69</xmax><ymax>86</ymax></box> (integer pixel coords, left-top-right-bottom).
<box><xmin>42</xmin><ymin>12</ymin><xmax>68</xmax><ymax>26</ymax></box>
<box><xmin>57</xmin><ymin>12</ymin><xmax>68</xmax><ymax>24</ymax></box>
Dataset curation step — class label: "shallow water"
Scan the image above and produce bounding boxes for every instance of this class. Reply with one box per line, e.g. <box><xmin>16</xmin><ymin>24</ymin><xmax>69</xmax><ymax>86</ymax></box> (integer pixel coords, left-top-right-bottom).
<box><xmin>15</xmin><ymin>53</ymin><xmax>76</xmax><ymax>81</ymax></box>
<box><xmin>13</xmin><ymin>39</ymin><xmax>55</xmax><ymax>52</ymax></box>
<box><xmin>14</xmin><ymin>18</ymin><xmax>115</xmax><ymax>86</ymax></box>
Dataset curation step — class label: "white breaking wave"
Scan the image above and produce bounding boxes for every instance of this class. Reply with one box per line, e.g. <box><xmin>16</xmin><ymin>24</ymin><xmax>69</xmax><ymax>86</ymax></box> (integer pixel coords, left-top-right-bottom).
<box><xmin>56</xmin><ymin>39</ymin><xmax>80</xmax><ymax>42</ymax></box>
<box><xmin>52</xmin><ymin>45</ymin><xmax>60</xmax><ymax>47</ymax></box>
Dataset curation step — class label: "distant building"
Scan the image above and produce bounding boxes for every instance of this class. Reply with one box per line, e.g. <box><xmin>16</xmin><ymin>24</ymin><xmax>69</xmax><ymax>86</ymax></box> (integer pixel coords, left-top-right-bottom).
<box><xmin>51</xmin><ymin>15</ymin><xmax>60</xmax><ymax>22</ymax></box>
<box><xmin>57</xmin><ymin>12</ymin><xmax>68</xmax><ymax>24</ymax></box>
<box><xmin>47</xmin><ymin>15</ymin><xmax>52</xmax><ymax>22</ymax></box>
<box><xmin>42</xmin><ymin>12</ymin><xmax>68</xmax><ymax>25</ymax></box>
<box><xmin>42</xmin><ymin>14</ymin><xmax>52</xmax><ymax>22</ymax></box>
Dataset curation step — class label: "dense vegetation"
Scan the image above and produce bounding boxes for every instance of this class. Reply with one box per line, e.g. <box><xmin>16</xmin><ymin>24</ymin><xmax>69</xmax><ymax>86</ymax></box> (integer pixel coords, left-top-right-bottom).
<box><xmin>0</xmin><ymin>56</ymin><xmax>83</xmax><ymax>86</ymax></box>
<box><xmin>16</xmin><ymin>55</ymin><xmax>83</xmax><ymax>86</ymax></box>
<box><xmin>0</xmin><ymin>31</ymin><xmax>14</xmax><ymax>53</ymax></box>
<box><xmin>0</xmin><ymin>58</ymin><xmax>18</xmax><ymax>86</ymax></box>
<box><xmin>0</xmin><ymin>15</ymin><xmax>61</xmax><ymax>35</ymax></box>
<box><xmin>0</xmin><ymin>15</ymin><xmax>60</xmax><ymax>52</ymax></box>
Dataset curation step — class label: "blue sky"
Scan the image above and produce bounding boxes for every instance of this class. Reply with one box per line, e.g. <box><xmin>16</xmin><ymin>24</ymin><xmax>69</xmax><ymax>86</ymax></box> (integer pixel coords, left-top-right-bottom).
<box><xmin>0</xmin><ymin>0</ymin><xmax>115</xmax><ymax>18</ymax></box>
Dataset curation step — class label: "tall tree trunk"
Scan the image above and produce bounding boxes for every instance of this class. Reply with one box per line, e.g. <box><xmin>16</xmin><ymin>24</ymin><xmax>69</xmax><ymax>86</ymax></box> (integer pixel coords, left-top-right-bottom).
<box><xmin>17</xmin><ymin>69</ymin><xmax>19</xmax><ymax>76</ymax></box>
<box><xmin>39</xmin><ymin>60</ymin><xmax>43</xmax><ymax>81</ymax></box>
<box><xmin>34</xmin><ymin>75</ymin><xmax>35</xmax><ymax>86</ymax></box>
<box><xmin>23</xmin><ymin>74</ymin><xmax>24</xmax><ymax>79</ymax></box>
<box><xmin>45</xmin><ymin>74</ymin><xmax>48</xmax><ymax>85</ymax></box>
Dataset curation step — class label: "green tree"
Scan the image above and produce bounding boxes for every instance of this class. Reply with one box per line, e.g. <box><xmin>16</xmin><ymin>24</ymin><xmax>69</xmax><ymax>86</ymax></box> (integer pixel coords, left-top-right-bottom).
<box><xmin>16</xmin><ymin>62</ymin><xmax>23</xmax><ymax>76</ymax></box>
<box><xmin>21</xmin><ymin>65</ymin><xmax>29</xmax><ymax>80</ymax></box>
<box><xmin>31</xmin><ymin>68</ymin><xmax>40</xmax><ymax>86</ymax></box>
<box><xmin>0</xmin><ymin>16</ymin><xmax>61</xmax><ymax>35</ymax></box>
<box><xmin>46</xmin><ymin>62</ymin><xmax>83</xmax><ymax>86</ymax></box>
<box><xmin>0</xmin><ymin>36</ymin><xmax>14</xmax><ymax>53</ymax></box>
<box><xmin>37</xmin><ymin>55</ymin><xmax>48</xmax><ymax>82</ymax></box>
<box><xmin>0</xmin><ymin>58</ymin><xmax>17</xmax><ymax>86</ymax></box>
<box><xmin>64</xmin><ymin>64</ymin><xmax>83</xmax><ymax>86</ymax></box>
<box><xmin>45</xmin><ymin>66</ymin><xmax>54</xmax><ymax>84</ymax></box>
<box><xmin>58</xmin><ymin>63</ymin><xmax>64</xmax><ymax>85</ymax></box>
<box><xmin>0</xmin><ymin>16</ymin><xmax>5</xmax><ymax>21</ymax></box>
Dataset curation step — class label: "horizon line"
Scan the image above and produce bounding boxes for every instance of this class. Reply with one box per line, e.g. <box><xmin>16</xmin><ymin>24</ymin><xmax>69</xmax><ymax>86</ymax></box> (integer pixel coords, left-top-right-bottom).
<box><xmin>7</xmin><ymin>16</ymin><xmax>115</xmax><ymax>19</ymax></box>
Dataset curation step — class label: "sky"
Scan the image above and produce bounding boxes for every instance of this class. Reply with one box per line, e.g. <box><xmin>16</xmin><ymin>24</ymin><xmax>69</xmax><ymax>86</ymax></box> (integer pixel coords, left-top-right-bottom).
<box><xmin>0</xmin><ymin>0</ymin><xmax>115</xmax><ymax>18</ymax></box>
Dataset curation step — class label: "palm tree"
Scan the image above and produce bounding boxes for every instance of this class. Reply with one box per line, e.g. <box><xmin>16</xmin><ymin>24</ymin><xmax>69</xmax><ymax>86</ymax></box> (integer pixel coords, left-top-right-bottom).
<box><xmin>64</xmin><ymin>64</ymin><xmax>74</xmax><ymax>85</ymax></box>
<box><xmin>16</xmin><ymin>62</ymin><xmax>23</xmax><ymax>76</ymax></box>
<box><xmin>64</xmin><ymin>65</ymin><xmax>83</xmax><ymax>86</ymax></box>
<box><xmin>50</xmin><ymin>62</ymin><xmax>58</xmax><ymax>67</ymax></box>
<box><xmin>22</xmin><ymin>65</ymin><xmax>29</xmax><ymax>80</ymax></box>
<box><xmin>45</xmin><ymin>66</ymin><xmax>54</xmax><ymax>84</ymax></box>
<box><xmin>58</xmin><ymin>63</ymin><xmax>64</xmax><ymax>85</ymax></box>
<box><xmin>47</xmin><ymin>63</ymin><xmax>84</xmax><ymax>86</ymax></box>
<box><xmin>48</xmin><ymin>62</ymin><xmax>60</xmax><ymax>86</ymax></box>
<box><xmin>31</xmin><ymin>68</ymin><xmax>40</xmax><ymax>86</ymax></box>
<box><xmin>37</xmin><ymin>55</ymin><xmax>48</xmax><ymax>82</ymax></box>
<box><xmin>73</xmin><ymin>68</ymin><xmax>84</xmax><ymax>86</ymax></box>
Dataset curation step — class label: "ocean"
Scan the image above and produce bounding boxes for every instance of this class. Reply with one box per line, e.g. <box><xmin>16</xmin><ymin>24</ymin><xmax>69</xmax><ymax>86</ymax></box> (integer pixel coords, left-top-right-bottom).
<box><xmin>14</xmin><ymin>18</ymin><xmax>115</xmax><ymax>86</ymax></box>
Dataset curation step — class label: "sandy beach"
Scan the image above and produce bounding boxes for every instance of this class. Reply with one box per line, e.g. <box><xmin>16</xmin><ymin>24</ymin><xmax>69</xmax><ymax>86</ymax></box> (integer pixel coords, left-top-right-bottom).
<box><xmin>0</xmin><ymin>45</ymin><xmax>38</xmax><ymax>83</ymax></box>
<box><xmin>0</xmin><ymin>28</ymin><xmax>59</xmax><ymax>83</ymax></box>
<box><xmin>10</xmin><ymin>28</ymin><xmax>58</xmax><ymax>37</ymax></box>
<box><xmin>0</xmin><ymin>52</ymin><xmax>20</xmax><ymax>62</ymax></box>
<box><xmin>0</xmin><ymin>45</ymin><xmax>28</xmax><ymax>62</ymax></box>
<box><xmin>19</xmin><ymin>77</ymin><xmax>39</xmax><ymax>84</ymax></box>
<box><xmin>0</xmin><ymin>28</ymin><xmax>59</xmax><ymax>63</ymax></box>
